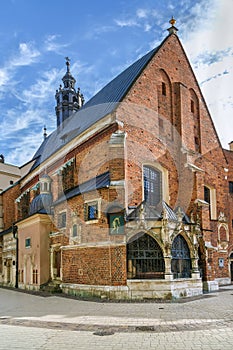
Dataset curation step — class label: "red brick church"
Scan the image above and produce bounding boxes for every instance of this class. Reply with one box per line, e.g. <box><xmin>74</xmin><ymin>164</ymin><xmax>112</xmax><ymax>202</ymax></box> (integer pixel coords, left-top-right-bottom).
<box><xmin>1</xmin><ymin>18</ymin><xmax>233</xmax><ymax>300</ymax></box>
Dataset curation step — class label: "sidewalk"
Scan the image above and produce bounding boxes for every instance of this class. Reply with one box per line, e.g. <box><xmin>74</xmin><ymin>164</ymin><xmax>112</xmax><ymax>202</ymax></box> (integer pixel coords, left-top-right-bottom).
<box><xmin>1</xmin><ymin>285</ymin><xmax>233</xmax><ymax>349</ymax></box>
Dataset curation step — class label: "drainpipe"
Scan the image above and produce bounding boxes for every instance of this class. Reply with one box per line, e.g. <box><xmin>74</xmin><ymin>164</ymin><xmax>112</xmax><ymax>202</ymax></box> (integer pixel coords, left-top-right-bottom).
<box><xmin>12</xmin><ymin>224</ymin><xmax>18</xmax><ymax>288</ymax></box>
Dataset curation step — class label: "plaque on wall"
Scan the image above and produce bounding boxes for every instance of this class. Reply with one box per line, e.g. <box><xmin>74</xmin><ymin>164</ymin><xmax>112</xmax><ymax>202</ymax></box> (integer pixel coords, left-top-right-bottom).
<box><xmin>109</xmin><ymin>213</ymin><xmax>124</xmax><ymax>235</ymax></box>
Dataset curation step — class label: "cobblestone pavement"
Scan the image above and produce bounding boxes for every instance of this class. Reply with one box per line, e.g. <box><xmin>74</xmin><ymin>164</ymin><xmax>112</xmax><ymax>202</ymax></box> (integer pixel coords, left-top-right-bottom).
<box><xmin>0</xmin><ymin>285</ymin><xmax>233</xmax><ymax>349</ymax></box>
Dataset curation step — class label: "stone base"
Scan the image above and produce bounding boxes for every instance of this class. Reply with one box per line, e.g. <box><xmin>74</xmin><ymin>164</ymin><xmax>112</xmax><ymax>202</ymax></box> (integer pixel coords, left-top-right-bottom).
<box><xmin>203</xmin><ymin>280</ymin><xmax>219</xmax><ymax>292</ymax></box>
<box><xmin>18</xmin><ymin>283</ymin><xmax>40</xmax><ymax>291</ymax></box>
<box><xmin>61</xmin><ymin>278</ymin><xmax>203</xmax><ymax>300</ymax></box>
<box><xmin>215</xmin><ymin>277</ymin><xmax>231</xmax><ymax>286</ymax></box>
<box><xmin>61</xmin><ymin>283</ymin><xmax>129</xmax><ymax>300</ymax></box>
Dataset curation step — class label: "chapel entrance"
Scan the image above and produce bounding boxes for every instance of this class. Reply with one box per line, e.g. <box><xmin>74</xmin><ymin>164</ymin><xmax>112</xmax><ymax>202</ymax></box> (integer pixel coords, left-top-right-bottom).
<box><xmin>54</xmin><ymin>250</ymin><xmax>61</xmax><ymax>278</ymax></box>
<box><xmin>231</xmin><ymin>262</ymin><xmax>233</xmax><ymax>282</ymax></box>
<box><xmin>51</xmin><ymin>247</ymin><xmax>61</xmax><ymax>280</ymax></box>
<box><xmin>127</xmin><ymin>233</ymin><xmax>165</xmax><ymax>279</ymax></box>
<box><xmin>230</xmin><ymin>253</ymin><xmax>233</xmax><ymax>282</ymax></box>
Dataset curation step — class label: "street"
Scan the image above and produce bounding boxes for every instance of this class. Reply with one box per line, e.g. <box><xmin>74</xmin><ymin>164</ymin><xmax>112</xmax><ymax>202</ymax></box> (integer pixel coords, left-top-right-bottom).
<box><xmin>0</xmin><ymin>286</ymin><xmax>233</xmax><ymax>349</ymax></box>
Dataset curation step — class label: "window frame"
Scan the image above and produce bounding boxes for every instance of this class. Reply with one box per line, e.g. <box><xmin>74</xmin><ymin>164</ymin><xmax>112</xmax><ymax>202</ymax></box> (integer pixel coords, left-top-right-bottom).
<box><xmin>191</xmin><ymin>99</ymin><xmax>195</xmax><ymax>113</ymax></box>
<box><xmin>72</xmin><ymin>224</ymin><xmax>78</xmax><ymax>237</ymax></box>
<box><xmin>25</xmin><ymin>237</ymin><xmax>31</xmax><ymax>248</ymax></box>
<box><xmin>58</xmin><ymin>211</ymin><xmax>67</xmax><ymax>228</ymax></box>
<box><xmin>162</xmin><ymin>82</ymin><xmax>166</xmax><ymax>96</ymax></box>
<box><xmin>229</xmin><ymin>181</ymin><xmax>233</xmax><ymax>194</ymax></box>
<box><xmin>143</xmin><ymin>166</ymin><xmax>162</xmax><ymax>207</ymax></box>
<box><xmin>142</xmin><ymin>163</ymin><xmax>169</xmax><ymax>206</ymax></box>
<box><xmin>84</xmin><ymin>199</ymin><xmax>101</xmax><ymax>223</ymax></box>
<box><xmin>204</xmin><ymin>185</ymin><xmax>217</xmax><ymax>220</ymax></box>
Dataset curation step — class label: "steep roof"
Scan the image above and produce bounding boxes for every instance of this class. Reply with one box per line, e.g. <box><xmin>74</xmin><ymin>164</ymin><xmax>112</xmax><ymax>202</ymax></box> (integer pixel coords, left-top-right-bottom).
<box><xmin>53</xmin><ymin>171</ymin><xmax>110</xmax><ymax>205</ymax></box>
<box><xmin>30</xmin><ymin>45</ymin><xmax>161</xmax><ymax>171</ymax></box>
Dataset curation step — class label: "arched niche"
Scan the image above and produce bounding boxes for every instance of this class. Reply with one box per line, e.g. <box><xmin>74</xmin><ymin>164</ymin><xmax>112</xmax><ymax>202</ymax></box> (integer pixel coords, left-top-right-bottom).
<box><xmin>127</xmin><ymin>232</ymin><xmax>165</xmax><ymax>279</ymax></box>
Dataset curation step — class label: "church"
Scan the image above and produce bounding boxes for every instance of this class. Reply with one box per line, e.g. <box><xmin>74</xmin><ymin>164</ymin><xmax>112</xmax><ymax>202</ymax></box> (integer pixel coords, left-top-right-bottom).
<box><xmin>0</xmin><ymin>18</ymin><xmax>233</xmax><ymax>300</ymax></box>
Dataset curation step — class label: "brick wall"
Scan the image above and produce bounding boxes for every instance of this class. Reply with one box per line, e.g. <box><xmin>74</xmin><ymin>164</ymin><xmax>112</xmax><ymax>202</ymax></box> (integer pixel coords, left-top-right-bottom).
<box><xmin>115</xmin><ymin>33</ymin><xmax>229</xmax><ymax>282</ymax></box>
<box><xmin>2</xmin><ymin>183</ymin><xmax>20</xmax><ymax>229</ymax></box>
<box><xmin>62</xmin><ymin>245</ymin><xmax>127</xmax><ymax>286</ymax></box>
<box><xmin>224</xmin><ymin>149</ymin><xmax>233</xmax><ymax>255</ymax></box>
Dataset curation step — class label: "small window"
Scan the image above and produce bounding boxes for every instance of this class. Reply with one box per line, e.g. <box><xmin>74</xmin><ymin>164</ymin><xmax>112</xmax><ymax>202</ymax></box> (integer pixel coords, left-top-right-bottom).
<box><xmin>204</xmin><ymin>185</ymin><xmax>217</xmax><ymax>220</ymax></box>
<box><xmin>25</xmin><ymin>238</ymin><xmax>31</xmax><ymax>248</ymax></box>
<box><xmin>191</xmin><ymin>100</ymin><xmax>195</xmax><ymax>113</ymax></box>
<box><xmin>72</xmin><ymin>224</ymin><xmax>77</xmax><ymax>237</ymax></box>
<box><xmin>33</xmin><ymin>269</ymin><xmax>38</xmax><ymax>284</ymax></box>
<box><xmin>58</xmin><ymin>212</ymin><xmax>66</xmax><ymax>228</ymax></box>
<box><xmin>229</xmin><ymin>181</ymin><xmax>233</xmax><ymax>194</ymax></box>
<box><xmin>204</xmin><ymin>186</ymin><xmax>210</xmax><ymax>204</ymax></box>
<box><xmin>194</xmin><ymin>136</ymin><xmax>200</xmax><ymax>152</ymax></box>
<box><xmin>162</xmin><ymin>82</ymin><xmax>166</xmax><ymax>96</ymax></box>
<box><xmin>159</xmin><ymin>118</ymin><xmax>164</xmax><ymax>130</ymax></box>
<box><xmin>85</xmin><ymin>201</ymin><xmax>98</xmax><ymax>221</ymax></box>
<box><xmin>10</xmin><ymin>180</ymin><xmax>14</xmax><ymax>185</ymax></box>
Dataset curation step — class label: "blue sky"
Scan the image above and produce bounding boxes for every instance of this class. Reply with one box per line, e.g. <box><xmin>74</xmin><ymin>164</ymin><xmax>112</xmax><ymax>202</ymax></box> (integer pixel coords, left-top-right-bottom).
<box><xmin>0</xmin><ymin>0</ymin><xmax>232</xmax><ymax>165</ymax></box>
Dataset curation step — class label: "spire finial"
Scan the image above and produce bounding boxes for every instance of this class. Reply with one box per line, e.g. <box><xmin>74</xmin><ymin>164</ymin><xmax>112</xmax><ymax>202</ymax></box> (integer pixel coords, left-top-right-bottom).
<box><xmin>169</xmin><ymin>16</ymin><xmax>176</xmax><ymax>26</ymax></box>
<box><xmin>167</xmin><ymin>17</ymin><xmax>178</xmax><ymax>35</ymax></box>
<box><xmin>43</xmin><ymin>125</ymin><xmax>47</xmax><ymax>140</ymax></box>
<box><xmin>65</xmin><ymin>56</ymin><xmax>70</xmax><ymax>72</ymax></box>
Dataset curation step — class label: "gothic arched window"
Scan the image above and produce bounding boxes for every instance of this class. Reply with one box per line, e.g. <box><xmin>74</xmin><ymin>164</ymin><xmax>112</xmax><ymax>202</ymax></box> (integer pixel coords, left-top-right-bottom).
<box><xmin>171</xmin><ymin>235</ymin><xmax>192</xmax><ymax>279</ymax></box>
<box><xmin>127</xmin><ymin>233</ymin><xmax>165</xmax><ymax>279</ymax></box>
<box><xmin>143</xmin><ymin>166</ymin><xmax>161</xmax><ymax>206</ymax></box>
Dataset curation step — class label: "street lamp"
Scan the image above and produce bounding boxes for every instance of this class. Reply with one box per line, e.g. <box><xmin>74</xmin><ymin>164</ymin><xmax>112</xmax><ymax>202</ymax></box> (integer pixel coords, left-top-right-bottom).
<box><xmin>12</xmin><ymin>224</ymin><xmax>18</xmax><ymax>288</ymax></box>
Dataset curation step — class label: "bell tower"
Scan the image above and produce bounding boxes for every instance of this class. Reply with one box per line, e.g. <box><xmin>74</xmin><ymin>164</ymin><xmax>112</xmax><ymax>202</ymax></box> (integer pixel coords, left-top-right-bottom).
<box><xmin>55</xmin><ymin>57</ymin><xmax>84</xmax><ymax>127</ymax></box>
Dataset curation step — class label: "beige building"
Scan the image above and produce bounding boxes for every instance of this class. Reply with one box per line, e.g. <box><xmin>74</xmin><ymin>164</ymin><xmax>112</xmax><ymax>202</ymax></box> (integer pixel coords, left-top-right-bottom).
<box><xmin>0</xmin><ymin>157</ymin><xmax>21</xmax><ymax>193</ymax></box>
<box><xmin>17</xmin><ymin>213</ymin><xmax>52</xmax><ymax>290</ymax></box>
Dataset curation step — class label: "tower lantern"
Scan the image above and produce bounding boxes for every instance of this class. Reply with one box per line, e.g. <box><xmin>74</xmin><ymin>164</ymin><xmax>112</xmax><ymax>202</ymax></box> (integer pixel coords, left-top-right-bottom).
<box><xmin>55</xmin><ymin>57</ymin><xmax>84</xmax><ymax>127</ymax></box>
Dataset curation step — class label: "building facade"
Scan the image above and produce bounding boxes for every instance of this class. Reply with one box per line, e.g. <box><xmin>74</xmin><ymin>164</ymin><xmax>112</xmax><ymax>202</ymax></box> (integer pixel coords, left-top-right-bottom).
<box><xmin>0</xmin><ymin>20</ymin><xmax>233</xmax><ymax>299</ymax></box>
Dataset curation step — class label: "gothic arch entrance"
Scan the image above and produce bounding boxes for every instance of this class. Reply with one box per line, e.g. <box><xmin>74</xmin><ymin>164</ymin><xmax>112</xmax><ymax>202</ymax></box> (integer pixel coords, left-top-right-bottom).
<box><xmin>50</xmin><ymin>246</ymin><xmax>61</xmax><ymax>280</ymax></box>
<box><xmin>171</xmin><ymin>235</ymin><xmax>192</xmax><ymax>279</ymax></box>
<box><xmin>127</xmin><ymin>232</ymin><xmax>165</xmax><ymax>279</ymax></box>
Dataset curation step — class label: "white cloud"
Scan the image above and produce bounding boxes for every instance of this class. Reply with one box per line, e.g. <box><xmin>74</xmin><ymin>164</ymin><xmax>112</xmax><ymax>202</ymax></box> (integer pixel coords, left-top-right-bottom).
<box><xmin>20</xmin><ymin>68</ymin><xmax>61</xmax><ymax>105</ymax></box>
<box><xmin>11</xmin><ymin>42</ymin><xmax>40</xmax><ymax>67</ymax></box>
<box><xmin>0</xmin><ymin>41</ymin><xmax>41</xmax><ymax>97</ymax></box>
<box><xmin>114</xmin><ymin>18</ymin><xmax>139</xmax><ymax>28</ymax></box>
<box><xmin>0</xmin><ymin>69</ymin><xmax>8</xmax><ymax>87</ymax></box>
<box><xmin>144</xmin><ymin>23</ymin><xmax>152</xmax><ymax>32</ymax></box>
<box><xmin>4</xmin><ymin>130</ymin><xmax>44</xmax><ymax>165</ymax></box>
<box><xmin>44</xmin><ymin>34</ymin><xmax>70</xmax><ymax>54</ymax></box>
<box><xmin>136</xmin><ymin>9</ymin><xmax>148</xmax><ymax>19</ymax></box>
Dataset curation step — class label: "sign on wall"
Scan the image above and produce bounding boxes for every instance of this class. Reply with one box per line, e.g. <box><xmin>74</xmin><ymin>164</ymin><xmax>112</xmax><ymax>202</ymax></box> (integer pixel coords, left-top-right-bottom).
<box><xmin>109</xmin><ymin>213</ymin><xmax>124</xmax><ymax>235</ymax></box>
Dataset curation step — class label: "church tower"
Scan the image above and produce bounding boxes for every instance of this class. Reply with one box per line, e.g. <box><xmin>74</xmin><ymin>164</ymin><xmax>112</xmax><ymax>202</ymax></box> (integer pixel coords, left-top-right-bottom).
<box><xmin>55</xmin><ymin>57</ymin><xmax>84</xmax><ymax>127</ymax></box>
